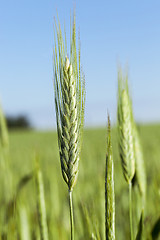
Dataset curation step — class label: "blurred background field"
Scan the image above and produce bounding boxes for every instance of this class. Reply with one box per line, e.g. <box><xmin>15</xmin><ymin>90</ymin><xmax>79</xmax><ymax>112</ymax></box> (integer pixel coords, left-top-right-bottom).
<box><xmin>3</xmin><ymin>124</ymin><xmax>160</xmax><ymax>239</ymax></box>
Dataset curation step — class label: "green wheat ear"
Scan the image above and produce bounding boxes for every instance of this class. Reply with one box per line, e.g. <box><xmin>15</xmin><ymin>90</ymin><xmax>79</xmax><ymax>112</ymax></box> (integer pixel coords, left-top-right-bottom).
<box><xmin>117</xmin><ymin>70</ymin><xmax>135</xmax><ymax>184</ymax></box>
<box><xmin>105</xmin><ymin>114</ymin><xmax>115</xmax><ymax>240</ymax></box>
<box><xmin>0</xmin><ymin>102</ymin><xmax>13</xmax><ymax>202</ymax></box>
<box><xmin>0</xmin><ymin>102</ymin><xmax>9</xmax><ymax>151</ymax></box>
<box><xmin>117</xmin><ymin>69</ymin><xmax>135</xmax><ymax>240</ymax></box>
<box><xmin>35</xmin><ymin>160</ymin><xmax>49</xmax><ymax>240</ymax></box>
<box><xmin>133</xmin><ymin>124</ymin><xmax>146</xmax><ymax>206</ymax></box>
<box><xmin>53</xmin><ymin>15</ymin><xmax>85</xmax><ymax>192</ymax></box>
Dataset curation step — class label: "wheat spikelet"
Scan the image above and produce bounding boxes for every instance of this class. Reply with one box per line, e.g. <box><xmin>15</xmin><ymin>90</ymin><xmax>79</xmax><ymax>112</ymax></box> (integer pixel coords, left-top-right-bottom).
<box><xmin>53</xmin><ymin>16</ymin><xmax>85</xmax><ymax>192</ymax></box>
<box><xmin>117</xmin><ymin>71</ymin><xmax>135</xmax><ymax>184</ymax></box>
<box><xmin>105</xmin><ymin>114</ymin><xmax>115</xmax><ymax>240</ymax></box>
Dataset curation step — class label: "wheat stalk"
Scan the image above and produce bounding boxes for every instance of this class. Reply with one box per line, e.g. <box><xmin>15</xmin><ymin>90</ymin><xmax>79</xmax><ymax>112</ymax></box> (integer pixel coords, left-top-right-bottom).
<box><xmin>53</xmin><ymin>14</ymin><xmax>85</xmax><ymax>240</ymax></box>
<box><xmin>105</xmin><ymin>114</ymin><xmax>115</xmax><ymax>240</ymax></box>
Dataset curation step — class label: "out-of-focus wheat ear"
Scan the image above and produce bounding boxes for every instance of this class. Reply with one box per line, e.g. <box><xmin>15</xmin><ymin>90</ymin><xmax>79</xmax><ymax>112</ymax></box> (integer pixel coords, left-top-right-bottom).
<box><xmin>133</xmin><ymin>125</ymin><xmax>146</xmax><ymax>207</ymax></box>
<box><xmin>79</xmin><ymin>202</ymin><xmax>92</xmax><ymax>238</ymax></box>
<box><xmin>105</xmin><ymin>114</ymin><xmax>115</xmax><ymax>240</ymax></box>
<box><xmin>0</xmin><ymin>103</ymin><xmax>9</xmax><ymax>150</ymax></box>
<box><xmin>19</xmin><ymin>205</ymin><xmax>31</xmax><ymax>240</ymax></box>
<box><xmin>0</xmin><ymin>102</ymin><xmax>13</xmax><ymax>201</ymax></box>
<box><xmin>136</xmin><ymin>210</ymin><xmax>144</xmax><ymax>240</ymax></box>
<box><xmin>0</xmin><ymin>102</ymin><xmax>9</xmax><ymax>168</ymax></box>
<box><xmin>117</xmin><ymin>72</ymin><xmax>135</xmax><ymax>184</ymax></box>
<box><xmin>151</xmin><ymin>217</ymin><xmax>160</xmax><ymax>239</ymax></box>
<box><xmin>117</xmin><ymin>71</ymin><xmax>135</xmax><ymax>240</ymax></box>
<box><xmin>80</xmin><ymin>202</ymin><xmax>99</xmax><ymax>239</ymax></box>
<box><xmin>35</xmin><ymin>159</ymin><xmax>49</xmax><ymax>240</ymax></box>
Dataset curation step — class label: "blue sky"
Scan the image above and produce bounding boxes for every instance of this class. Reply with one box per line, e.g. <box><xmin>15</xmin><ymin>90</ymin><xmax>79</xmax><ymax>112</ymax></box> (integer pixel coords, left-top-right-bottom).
<box><xmin>0</xmin><ymin>0</ymin><xmax>160</xmax><ymax>128</ymax></box>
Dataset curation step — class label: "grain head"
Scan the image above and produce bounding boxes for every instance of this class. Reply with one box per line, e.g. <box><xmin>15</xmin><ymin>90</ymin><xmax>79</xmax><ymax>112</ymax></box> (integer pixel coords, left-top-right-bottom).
<box><xmin>105</xmin><ymin>114</ymin><xmax>115</xmax><ymax>240</ymax></box>
<box><xmin>53</xmin><ymin>15</ymin><xmax>85</xmax><ymax>192</ymax></box>
<box><xmin>117</xmin><ymin>71</ymin><xmax>135</xmax><ymax>184</ymax></box>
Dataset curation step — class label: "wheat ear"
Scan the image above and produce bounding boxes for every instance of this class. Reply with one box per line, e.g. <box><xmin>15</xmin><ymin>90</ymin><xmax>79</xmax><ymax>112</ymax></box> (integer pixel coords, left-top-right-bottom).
<box><xmin>105</xmin><ymin>114</ymin><xmax>115</xmax><ymax>240</ymax></box>
<box><xmin>53</xmin><ymin>14</ymin><xmax>85</xmax><ymax>240</ymax></box>
<box><xmin>35</xmin><ymin>162</ymin><xmax>49</xmax><ymax>240</ymax></box>
<box><xmin>53</xmin><ymin>15</ymin><xmax>85</xmax><ymax>192</ymax></box>
<box><xmin>0</xmin><ymin>103</ymin><xmax>9</xmax><ymax>150</ymax></box>
<box><xmin>0</xmin><ymin>102</ymin><xmax>12</xmax><ymax>202</ymax></box>
<box><xmin>133</xmin><ymin>125</ymin><xmax>146</xmax><ymax>207</ymax></box>
<box><xmin>19</xmin><ymin>205</ymin><xmax>31</xmax><ymax>240</ymax></box>
<box><xmin>117</xmin><ymin>70</ymin><xmax>135</xmax><ymax>240</ymax></box>
<box><xmin>117</xmin><ymin>71</ymin><xmax>135</xmax><ymax>183</ymax></box>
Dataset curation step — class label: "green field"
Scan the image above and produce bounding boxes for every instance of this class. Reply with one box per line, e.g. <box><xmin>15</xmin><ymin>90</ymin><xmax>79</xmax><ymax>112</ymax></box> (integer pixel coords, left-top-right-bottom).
<box><xmin>0</xmin><ymin>124</ymin><xmax>159</xmax><ymax>239</ymax></box>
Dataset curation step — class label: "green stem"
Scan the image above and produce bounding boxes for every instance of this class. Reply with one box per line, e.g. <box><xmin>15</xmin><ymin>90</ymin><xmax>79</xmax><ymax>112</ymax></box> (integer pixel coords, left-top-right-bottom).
<box><xmin>129</xmin><ymin>182</ymin><xmax>133</xmax><ymax>240</ymax></box>
<box><xmin>69</xmin><ymin>190</ymin><xmax>74</xmax><ymax>240</ymax></box>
